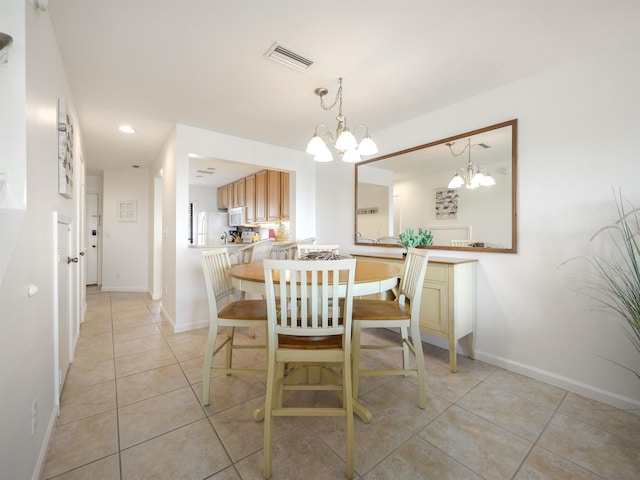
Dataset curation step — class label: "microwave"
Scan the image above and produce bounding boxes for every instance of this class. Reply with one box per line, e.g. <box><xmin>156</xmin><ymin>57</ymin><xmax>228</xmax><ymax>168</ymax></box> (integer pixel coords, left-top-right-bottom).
<box><xmin>228</xmin><ymin>207</ymin><xmax>246</xmax><ymax>227</ymax></box>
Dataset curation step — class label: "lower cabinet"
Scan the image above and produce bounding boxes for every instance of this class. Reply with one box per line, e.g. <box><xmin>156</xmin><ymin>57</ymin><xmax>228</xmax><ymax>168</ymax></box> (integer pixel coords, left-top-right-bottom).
<box><xmin>353</xmin><ymin>254</ymin><xmax>477</xmax><ymax>373</ymax></box>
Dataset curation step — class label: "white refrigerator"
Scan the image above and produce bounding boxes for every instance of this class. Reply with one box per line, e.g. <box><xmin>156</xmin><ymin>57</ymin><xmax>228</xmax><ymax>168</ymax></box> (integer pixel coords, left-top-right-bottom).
<box><xmin>195</xmin><ymin>211</ymin><xmax>229</xmax><ymax>246</ymax></box>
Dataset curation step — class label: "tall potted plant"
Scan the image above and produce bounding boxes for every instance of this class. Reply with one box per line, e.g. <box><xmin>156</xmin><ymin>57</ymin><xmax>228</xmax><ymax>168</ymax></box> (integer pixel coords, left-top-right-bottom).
<box><xmin>398</xmin><ymin>227</ymin><xmax>433</xmax><ymax>256</ymax></box>
<box><xmin>562</xmin><ymin>190</ymin><xmax>640</xmax><ymax>379</ymax></box>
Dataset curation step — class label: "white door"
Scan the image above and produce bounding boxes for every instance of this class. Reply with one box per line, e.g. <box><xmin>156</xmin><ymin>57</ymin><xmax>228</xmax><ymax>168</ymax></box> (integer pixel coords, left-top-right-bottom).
<box><xmin>85</xmin><ymin>193</ymin><xmax>99</xmax><ymax>285</ymax></box>
<box><xmin>57</xmin><ymin>220</ymin><xmax>73</xmax><ymax>396</ymax></box>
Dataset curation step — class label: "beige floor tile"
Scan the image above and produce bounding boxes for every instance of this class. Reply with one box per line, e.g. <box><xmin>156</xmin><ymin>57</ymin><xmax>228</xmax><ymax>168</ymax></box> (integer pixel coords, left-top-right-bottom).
<box><xmin>361</xmin><ymin>377</ymin><xmax>451</xmax><ymax>432</ymax></box>
<box><xmin>208</xmin><ymin>466</ymin><xmax>242</xmax><ymax>480</ymax></box>
<box><xmin>432</xmin><ymin>350</ymin><xmax>498</xmax><ymax>379</ymax></box>
<box><xmin>72</xmin><ymin>338</ymin><xmax>114</xmax><ymax>365</ymax></box>
<box><xmin>112</xmin><ymin>313</ymin><xmax>157</xmax><ymax>331</ymax></box>
<box><xmin>194</xmin><ymin>372</ymin><xmax>267</xmax><ymax>416</ymax></box>
<box><xmin>113</xmin><ymin>333</ymin><xmax>167</xmax><ymax>358</ymax></box>
<box><xmin>558</xmin><ymin>392</ymin><xmax>640</xmax><ymax>442</ymax></box>
<box><xmin>78</xmin><ymin>318</ymin><xmax>112</xmax><ymax>336</ymax></box>
<box><xmin>116</xmin><ymin>363</ymin><xmax>188</xmax><ymax>406</ymax></box>
<box><xmin>210</xmin><ymin>396</ymin><xmax>288</xmax><ymax>462</ymax></box>
<box><xmin>46</xmin><ymin>453</ymin><xmax>120</xmax><ymax>480</ymax></box>
<box><xmin>423</xmin><ymin>361</ymin><xmax>482</xmax><ymax>402</ymax></box>
<box><xmin>112</xmin><ymin>323</ymin><xmax>161</xmax><ymax>342</ymax></box>
<box><xmin>457</xmin><ymin>381</ymin><xmax>556</xmax><ymax>441</ymax></box>
<box><xmin>309</xmin><ymin>406</ymin><xmax>413</xmax><ymax>475</ymax></box>
<box><xmin>63</xmin><ymin>358</ymin><xmax>115</xmax><ymax>390</ymax></box>
<box><xmin>41</xmin><ymin>410</ymin><xmax>118</xmax><ymax>479</ymax></box>
<box><xmin>537</xmin><ymin>413</ymin><xmax>640</xmax><ymax>480</ymax></box>
<box><xmin>514</xmin><ymin>446</ymin><xmax>604</xmax><ymax>480</ymax></box>
<box><xmin>118</xmin><ymin>386</ymin><xmax>205</xmax><ymax>449</ymax></box>
<box><xmin>485</xmin><ymin>368</ymin><xmax>567</xmax><ymax>410</ymax></box>
<box><xmin>364</xmin><ymin>435</ymin><xmax>482</xmax><ymax>479</ymax></box>
<box><xmin>166</xmin><ymin>332</ymin><xmax>209</xmax><ymax>362</ymax></box>
<box><xmin>235</xmin><ymin>426</ymin><xmax>352</xmax><ymax>480</ymax></box>
<box><xmin>57</xmin><ymin>380</ymin><xmax>116</xmax><ymax>426</ymax></box>
<box><xmin>420</xmin><ymin>405</ymin><xmax>532</xmax><ymax>480</ymax></box>
<box><xmin>115</xmin><ymin>345</ymin><xmax>177</xmax><ymax>378</ymax></box>
<box><xmin>120</xmin><ymin>418</ymin><xmax>231</xmax><ymax>480</ymax></box>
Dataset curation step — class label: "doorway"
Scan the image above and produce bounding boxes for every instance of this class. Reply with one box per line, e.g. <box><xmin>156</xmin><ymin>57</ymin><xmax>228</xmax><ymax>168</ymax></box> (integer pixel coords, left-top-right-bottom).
<box><xmin>85</xmin><ymin>193</ymin><xmax>100</xmax><ymax>285</ymax></box>
<box><xmin>55</xmin><ymin>214</ymin><xmax>74</xmax><ymax>404</ymax></box>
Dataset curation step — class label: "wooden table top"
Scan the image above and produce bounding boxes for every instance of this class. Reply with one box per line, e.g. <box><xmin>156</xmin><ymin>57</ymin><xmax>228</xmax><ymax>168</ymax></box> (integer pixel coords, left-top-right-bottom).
<box><xmin>229</xmin><ymin>259</ymin><xmax>402</xmax><ymax>285</ymax></box>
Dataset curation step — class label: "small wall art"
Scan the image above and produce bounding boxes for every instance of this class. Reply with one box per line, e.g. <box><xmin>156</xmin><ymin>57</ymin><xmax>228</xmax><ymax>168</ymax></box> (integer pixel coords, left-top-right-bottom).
<box><xmin>57</xmin><ymin>98</ymin><xmax>74</xmax><ymax>199</ymax></box>
<box><xmin>435</xmin><ymin>188</ymin><xmax>458</xmax><ymax>219</ymax></box>
<box><xmin>118</xmin><ymin>200</ymin><xmax>138</xmax><ymax>222</ymax></box>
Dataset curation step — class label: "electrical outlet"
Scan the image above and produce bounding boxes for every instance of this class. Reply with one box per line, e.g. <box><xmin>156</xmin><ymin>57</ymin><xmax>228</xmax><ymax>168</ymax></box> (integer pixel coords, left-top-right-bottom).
<box><xmin>31</xmin><ymin>399</ymin><xmax>38</xmax><ymax>434</ymax></box>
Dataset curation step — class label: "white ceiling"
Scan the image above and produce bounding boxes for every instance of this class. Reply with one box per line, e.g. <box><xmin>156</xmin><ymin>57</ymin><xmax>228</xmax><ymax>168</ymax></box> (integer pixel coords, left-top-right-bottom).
<box><xmin>47</xmin><ymin>1</ymin><xmax>640</xmax><ymax>187</ymax></box>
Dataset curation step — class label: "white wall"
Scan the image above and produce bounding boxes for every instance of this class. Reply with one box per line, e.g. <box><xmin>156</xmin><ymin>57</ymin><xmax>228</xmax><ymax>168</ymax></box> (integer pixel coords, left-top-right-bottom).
<box><xmin>154</xmin><ymin>124</ymin><xmax>315</xmax><ymax>333</ymax></box>
<box><xmin>0</xmin><ymin>2</ymin><xmax>82</xmax><ymax>479</ymax></box>
<box><xmin>102</xmin><ymin>168</ymin><xmax>149</xmax><ymax>291</ymax></box>
<box><xmin>317</xmin><ymin>39</ymin><xmax>640</xmax><ymax>408</ymax></box>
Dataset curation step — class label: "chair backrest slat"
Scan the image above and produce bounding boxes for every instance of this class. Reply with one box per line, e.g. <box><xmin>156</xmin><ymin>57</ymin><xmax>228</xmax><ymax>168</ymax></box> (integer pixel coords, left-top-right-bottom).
<box><xmin>201</xmin><ymin>248</ymin><xmax>235</xmax><ymax>318</ymax></box>
<box><xmin>263</xmin><ymin>259</ymin><xmax>356</xmax><ymax>344</ymax></box>
<box><xmin>399</xmin><ymin>248</ymin><xmax>429</xmax><ymax>308</ymax></box>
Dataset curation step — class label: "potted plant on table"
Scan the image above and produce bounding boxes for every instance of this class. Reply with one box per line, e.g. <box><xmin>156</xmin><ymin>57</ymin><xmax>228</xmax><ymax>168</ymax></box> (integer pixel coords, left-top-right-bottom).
<box><xmin>398</xmin><ymin>227</ymin><xmax>433</xmax><ymax>256</ymax></box>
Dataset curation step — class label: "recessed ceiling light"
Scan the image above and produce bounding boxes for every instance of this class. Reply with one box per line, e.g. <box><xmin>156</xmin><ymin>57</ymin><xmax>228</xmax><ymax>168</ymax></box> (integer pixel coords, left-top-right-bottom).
<box><xmin>119</xmin><ymin>125</ymin><xmax>136</xmax><ymax>134</ymax></box>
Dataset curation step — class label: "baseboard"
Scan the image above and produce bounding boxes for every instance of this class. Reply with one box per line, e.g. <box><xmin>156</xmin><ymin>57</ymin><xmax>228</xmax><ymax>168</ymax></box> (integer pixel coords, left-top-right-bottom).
<box><xmin>173</xmin><ymin>319</ymin><xmax>209</xmax><ymax>333</ymax></box>
<box><xmin>475</xmin><ymin>350</ymin><xmax>640</xmax><ymax>411</ymax></box>
<box><xmin>100</xmin><ymin>286</ymin><xmax>147</xmax><ymax>293</ymax></box>
<box><xmin>32</xmin><ymin>406</ymin><xmax>57</xmax><ymax>480</ymax></box>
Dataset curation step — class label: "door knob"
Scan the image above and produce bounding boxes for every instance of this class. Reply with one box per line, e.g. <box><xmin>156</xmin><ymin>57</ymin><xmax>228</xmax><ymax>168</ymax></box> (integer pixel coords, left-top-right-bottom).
<box><xmin>67</xmin><ymin>257</ymin><xmax>79</xmax><ymax>264</ymax></box>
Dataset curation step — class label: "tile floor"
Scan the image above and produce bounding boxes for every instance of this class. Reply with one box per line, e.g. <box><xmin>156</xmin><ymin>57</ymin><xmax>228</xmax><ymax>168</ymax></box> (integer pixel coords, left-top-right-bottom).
<box><xmin>41</xmin><ymin>288</ymin><xmax>640</xmax><ymax>479</ymax></box>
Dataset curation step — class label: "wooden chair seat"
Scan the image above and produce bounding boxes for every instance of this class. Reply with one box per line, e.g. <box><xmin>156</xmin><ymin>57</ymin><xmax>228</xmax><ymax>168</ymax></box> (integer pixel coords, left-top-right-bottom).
<box><xmin>277</xmin><ymin>334</ymin><xmax>343</xmax><ymax>350</ymax></box>
<box><xmin>352</xmin><ymin>299</ymin><xmax>410</xmax><ymax>320</ymax></box>
<box><xmin>218</xmin><ymin>299</ymin><xmax>268</xmax><ymax>320</ymax></box>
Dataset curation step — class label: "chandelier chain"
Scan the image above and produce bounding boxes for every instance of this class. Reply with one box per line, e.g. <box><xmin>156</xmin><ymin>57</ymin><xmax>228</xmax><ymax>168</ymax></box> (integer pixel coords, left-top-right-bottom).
<box><xmin>319</xmin><ymin>78</ymin><xmax>343</xmax><ymax>116</ymax></box>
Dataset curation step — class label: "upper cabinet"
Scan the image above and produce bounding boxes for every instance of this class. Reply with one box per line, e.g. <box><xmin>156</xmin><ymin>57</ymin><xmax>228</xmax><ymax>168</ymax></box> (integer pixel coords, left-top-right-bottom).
<box><xmin>219</xmin><ymin>169</ymin><xmax>289</xmax><ymax>224</ymax></box>
<box><xmin>267</xmin><ymin>170</ymin><xmax>290</xmax><ymax>222</ymax></box>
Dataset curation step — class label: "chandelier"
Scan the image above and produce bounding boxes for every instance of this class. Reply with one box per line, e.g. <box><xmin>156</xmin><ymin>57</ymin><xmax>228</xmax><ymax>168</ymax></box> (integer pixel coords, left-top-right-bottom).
<box><xmin>446</xmin><ymin>138</ymin><xmax>495</xmax><ymax>189</ymax></box>
<box><xmin>305</xmin><ymin>78</ymin><xmax>378</xmax><ymax>163</ymax></box>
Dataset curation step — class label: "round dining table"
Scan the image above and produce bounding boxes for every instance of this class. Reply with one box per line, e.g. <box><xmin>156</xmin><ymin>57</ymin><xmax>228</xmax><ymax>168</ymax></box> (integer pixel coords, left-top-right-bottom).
<box><xmin>229</xmin><ymin>259</ymin><xmax>402</xmax><ymax>297</ymax></box>
<box><xmin>229</xmin><ymin>258</ymin><xmax>402</xmax><ymax>424</ymax></box>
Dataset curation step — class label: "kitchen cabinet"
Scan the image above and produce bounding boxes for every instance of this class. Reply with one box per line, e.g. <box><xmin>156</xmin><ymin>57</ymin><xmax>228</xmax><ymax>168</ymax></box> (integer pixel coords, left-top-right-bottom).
<box><xmin>352</xmin><ymin>253</ymin><xmax>477</xmax><ymax>373</ymax></box>
<box><xmin>255</xmin><ymin>170</ymin><xmax>267</xmax><ymax>222</ymax></box>
<box><xmin>233</xmin><ymin>178</ymin><xmax>246</xmax><ymax>208</ymax></box>
<box><xmin>280</xmin><ymin>171</ymin><xmax>290</xmax><ymax>221</ymax></box>
<box><xmin>217</xmin><ymin>184</ymin><xmax>229</xmax><ymax>209</ymax></box>
<box><xmin>267</xmin><ymin>170</ymin><xmax>289</xmax><ymax>222</ymax></box>
<box><xmin>245</xmin><ymin>174</ymin><xmax>256</xmax><ymax>223</ymax></box>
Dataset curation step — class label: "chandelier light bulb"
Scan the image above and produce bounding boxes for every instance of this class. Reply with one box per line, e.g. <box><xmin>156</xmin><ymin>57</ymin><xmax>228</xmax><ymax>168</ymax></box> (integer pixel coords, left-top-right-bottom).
<box><xmin>481</xmin><ymin>173</ymin><xmax>496</xmax><ymax>186</ymax></box>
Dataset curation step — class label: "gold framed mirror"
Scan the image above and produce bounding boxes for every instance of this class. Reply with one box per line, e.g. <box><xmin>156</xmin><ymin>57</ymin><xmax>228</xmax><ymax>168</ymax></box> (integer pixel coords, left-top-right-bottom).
<box><xmin>355</xmin><ymin>119</ymin><xmax>517</xmax><ymax>253</ymax></box>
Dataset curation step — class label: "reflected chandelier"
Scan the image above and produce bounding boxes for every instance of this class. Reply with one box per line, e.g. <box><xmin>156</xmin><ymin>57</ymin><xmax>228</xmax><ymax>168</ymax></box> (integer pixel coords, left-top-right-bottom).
<box><xmin>305</xmin><ymin>78</ymin><xmax>378</xmax><ymax>163</ymax></box>
<box><xmin>446</xmin><ymin>138</ymin><xmax>495</xmax><ymax>189</ymax></box>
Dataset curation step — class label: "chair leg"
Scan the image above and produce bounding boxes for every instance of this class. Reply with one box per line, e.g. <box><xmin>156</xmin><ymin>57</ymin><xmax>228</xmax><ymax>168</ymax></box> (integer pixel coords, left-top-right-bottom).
<box><xmin>400</xmin><ymin>326</ymin><xmax>410</xmax><ymax>374</ymax></box>
<box><xmin>225</xmin><ymin>326</ymin><xmax>234</xmax><ymax>372</ymax></box>
<box><xmin>351</xmin><ymin>322</ymin><xmax>362</xmax><ymax>400</ymax></box>
<box><xmin>263</xmin><ymin>355</ymin><xmax>278</xmax><ymax>479</ymax></box>
<box><xmin>343</xmin><ymin>355</ymin><xmax>355</xmax><ymax>480</ymax></box>
<box><xmin>202</xmin><ymin>329</ymin><xmax>218</xmax><ymax>406</ymax></box>
<box><xmin>410</xmin><ymin>322</ymin><xmax>427</xmax><ymax>409</ymax></box>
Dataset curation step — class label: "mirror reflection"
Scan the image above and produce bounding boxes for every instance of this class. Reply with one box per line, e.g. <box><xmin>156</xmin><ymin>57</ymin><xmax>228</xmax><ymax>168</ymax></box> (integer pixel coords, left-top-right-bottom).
<box><xmin>355</xmin><ymin>119</ymin><xmax>517</xmax><ymax>253</ymax></box>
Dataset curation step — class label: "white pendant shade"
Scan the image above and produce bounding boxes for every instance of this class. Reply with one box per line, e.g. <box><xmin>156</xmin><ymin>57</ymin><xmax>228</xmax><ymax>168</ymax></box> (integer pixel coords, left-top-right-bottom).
<box><xmin>448</xmin><ymin>174</ymin><xmax>464</xmax><ymax>188</ymax></box>
<box><xmin>341</xmin><ymin>148</ymin><xmax>361</xmax><ymax>163</ymax></box>
<box><xmin>314</xmin><ymin>146</ymin><xmax>334</xmax><ymax>162</ymax></box>
<box><xmin>357</xmin><ymin>136</ymin><xmax>378</xmax><ymax>155</ymax></box>
<box><xmin>306</xmin><ymin>135</ymin><xmax>326</xmax><ymax>155</ymax></box>
<box><xmin>481</xmin><ymin>174</ymin><xmax>496</xmax><ymax>186</ymax></box>
<box><xmin>335</xmin><ymin>129</ymin><xmax>358</xmax><ymax>150</ymax></box>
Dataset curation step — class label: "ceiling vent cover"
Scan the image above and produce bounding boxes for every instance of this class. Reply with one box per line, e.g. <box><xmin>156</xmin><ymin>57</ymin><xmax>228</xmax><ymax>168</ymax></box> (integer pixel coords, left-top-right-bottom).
<box><xmin>264</xmin><ymin>41</ymin><xmax>313</xmax><ymax>72</ymax></box>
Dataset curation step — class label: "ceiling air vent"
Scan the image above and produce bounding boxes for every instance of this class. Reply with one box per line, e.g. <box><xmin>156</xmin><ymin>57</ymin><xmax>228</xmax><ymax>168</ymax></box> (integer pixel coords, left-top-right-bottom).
<box><xmin>264</xmin><ymin>41</ymin><xmax>313</xmax><ymax>72</ymax></box>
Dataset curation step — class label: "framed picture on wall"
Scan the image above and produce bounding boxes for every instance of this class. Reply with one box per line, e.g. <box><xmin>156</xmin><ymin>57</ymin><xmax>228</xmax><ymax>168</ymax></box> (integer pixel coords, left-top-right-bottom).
<box><xmin>57</xmin><ymin>98</ymin><xmax>74</xmax><ymax>199</ymax></box>
<box><xmin>118</xmin><ymin>200</ymin><xmax>138</xmax><ymax>222</ymax></box>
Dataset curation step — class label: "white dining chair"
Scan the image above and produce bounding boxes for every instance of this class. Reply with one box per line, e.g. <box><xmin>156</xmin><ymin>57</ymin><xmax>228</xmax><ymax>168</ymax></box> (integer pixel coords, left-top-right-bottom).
<box><xmin>351</xmin><ymin>247</ymin><xmax>429</xmax><ymax>408</ymax></box>
<box><xmin>262</xmin><ymin>258</ymin><xmax>357</xmax><ymax>480</ymax></box>
<box><xmin>200</xmin><ymin>248</ymin><xmax>268</xmax><ymax>407</ymax></box>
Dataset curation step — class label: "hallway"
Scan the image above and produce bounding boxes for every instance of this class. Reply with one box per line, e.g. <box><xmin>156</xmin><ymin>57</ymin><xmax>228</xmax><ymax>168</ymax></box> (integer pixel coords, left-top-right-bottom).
<box><xmin>41</xmin><ymin>289</ymin><xmax>640</xmax><ymax>479</ymax></box>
